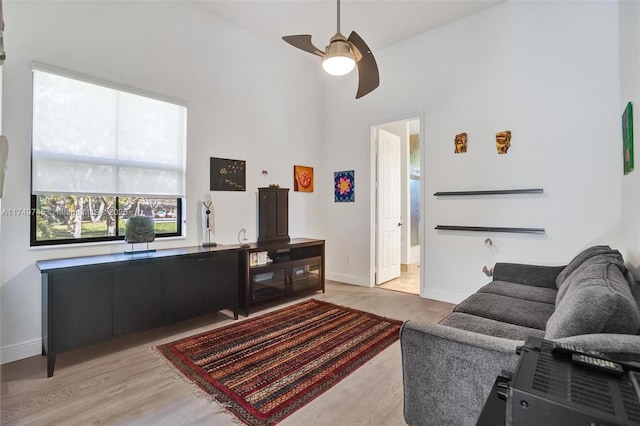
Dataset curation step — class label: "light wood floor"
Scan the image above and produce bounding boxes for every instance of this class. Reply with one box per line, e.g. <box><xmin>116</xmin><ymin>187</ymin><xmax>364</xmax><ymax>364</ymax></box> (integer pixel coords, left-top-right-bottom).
<box><xmin>1</xmin><ymin>281</ymin><xmax>454</xmax><ymax>426</ymax></box>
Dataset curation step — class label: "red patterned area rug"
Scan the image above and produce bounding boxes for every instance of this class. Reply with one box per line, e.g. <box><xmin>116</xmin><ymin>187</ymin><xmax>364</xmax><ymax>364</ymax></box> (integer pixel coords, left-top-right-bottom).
<box><xmin>156</xmin><ymin>299</ymin><xmax>402</xmax><ymax>425</ymax></box>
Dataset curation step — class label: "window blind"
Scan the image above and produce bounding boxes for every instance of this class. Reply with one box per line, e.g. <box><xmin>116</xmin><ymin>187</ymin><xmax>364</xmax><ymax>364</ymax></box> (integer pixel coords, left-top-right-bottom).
<box><xmin>31</xmin><ymin>67</ymin><xmax>186</xmax><ymax>197</ymax></box>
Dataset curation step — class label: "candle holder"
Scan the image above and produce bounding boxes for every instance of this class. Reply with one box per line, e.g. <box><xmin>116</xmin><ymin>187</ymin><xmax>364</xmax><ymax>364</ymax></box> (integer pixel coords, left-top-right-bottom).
<box><xmin>238</xmin><ymin>228</ymin><xmax>250</xmax><ymax>248</ymax></box>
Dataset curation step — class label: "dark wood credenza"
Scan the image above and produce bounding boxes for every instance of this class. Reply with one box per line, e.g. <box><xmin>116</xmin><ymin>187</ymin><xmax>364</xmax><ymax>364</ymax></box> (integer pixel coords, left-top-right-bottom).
<box><xmin>240</xmin><ymin>238</ymin><xmax>325</xmax><ymax>316</ymax></box>
<box><xmin>37</xmin><ymin>246</ymin><xmax>239</xmax><ymax>377</ymax></box>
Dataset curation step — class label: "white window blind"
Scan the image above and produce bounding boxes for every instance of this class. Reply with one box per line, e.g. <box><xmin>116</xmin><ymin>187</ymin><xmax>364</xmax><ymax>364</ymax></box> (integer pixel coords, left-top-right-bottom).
<box><xmin>31</xmin><ymin>67</ymin><xmax>186</xmax><ymax>197</ymax></box>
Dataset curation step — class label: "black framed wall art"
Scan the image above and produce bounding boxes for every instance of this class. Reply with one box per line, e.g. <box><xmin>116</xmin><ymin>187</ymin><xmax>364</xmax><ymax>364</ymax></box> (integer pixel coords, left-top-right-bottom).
<box><xmin>210</xmin><ymin>157</ymin><xmax>246</xmax><ymax>191</ymax></box>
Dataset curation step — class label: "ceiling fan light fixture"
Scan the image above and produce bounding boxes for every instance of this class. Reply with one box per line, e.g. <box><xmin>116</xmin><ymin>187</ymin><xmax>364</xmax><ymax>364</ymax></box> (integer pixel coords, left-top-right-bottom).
<box><xmin>282</xmin><ymin>0</ymin><xmax>379</xmax><ymax>98</ymax></box>
<box><xmin>322</xmin><ymin>39</ymin><xmax>355</xmax><ymax>76</ymax></box>
<box><xmin>322</xmin><ymin>55</ymin><xmax>355</xmax><ymax>76</ymax></box>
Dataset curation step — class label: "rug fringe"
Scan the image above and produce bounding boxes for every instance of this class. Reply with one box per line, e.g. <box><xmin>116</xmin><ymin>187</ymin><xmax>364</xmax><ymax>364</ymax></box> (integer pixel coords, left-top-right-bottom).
<box><xmin>148</xmin><ymin>346</ymin><xmax>243</xmax><ymax>424</ymax></box>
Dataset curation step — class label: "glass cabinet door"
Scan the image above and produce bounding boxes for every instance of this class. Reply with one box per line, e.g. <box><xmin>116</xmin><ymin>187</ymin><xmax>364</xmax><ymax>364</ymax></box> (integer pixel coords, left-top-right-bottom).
<box><xmin>250</xmin><ymin>265</ymin><xmax>287</xmax><ymax>303</ymax></box>
<box><xmin>289</xmin><ymin>257</ymin><xmax>322</xmax><ymax>294</ymax></box>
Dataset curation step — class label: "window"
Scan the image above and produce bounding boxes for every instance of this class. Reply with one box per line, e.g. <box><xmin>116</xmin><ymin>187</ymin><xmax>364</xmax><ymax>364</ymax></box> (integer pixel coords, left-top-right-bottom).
<box><xmin>30</xmin><ymin>64</ymin><xmax>186</xmax><ymax>246</ymax></box>
<box><xmin>31</xmin><ymin>195</ymin><xmax>181</xmax><ymax>245</ymax></box>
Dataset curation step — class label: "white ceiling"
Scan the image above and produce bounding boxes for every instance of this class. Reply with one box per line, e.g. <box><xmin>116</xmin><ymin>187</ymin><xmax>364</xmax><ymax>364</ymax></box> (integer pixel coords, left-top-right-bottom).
<box><xmin>195</xmin><ymin>1</ymin><xmax>504</xmax><ymax>54</ymax></box>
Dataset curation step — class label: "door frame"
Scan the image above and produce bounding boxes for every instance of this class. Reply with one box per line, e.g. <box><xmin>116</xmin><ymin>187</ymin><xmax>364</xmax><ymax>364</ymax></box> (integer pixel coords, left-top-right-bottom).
<box><xmin>369</xmin><ymin>113</ymin><xmax>425</xmax><ymax>289</ymax></box>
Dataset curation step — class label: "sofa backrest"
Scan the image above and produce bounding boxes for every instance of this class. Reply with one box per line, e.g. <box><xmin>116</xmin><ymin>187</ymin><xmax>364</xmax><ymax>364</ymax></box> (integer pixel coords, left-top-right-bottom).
<box><xmin>546</xmin><ymin>252</ymin><xmax>640</xmax><ymax>339</ymax></box>
<box><xmin>625</xmin><ymin>271</ymin><xmax>640</xmax><ymax>308</ymax></box>
<box><xmin>556</xmin><ymin>247</ymin><xmax>626</xmax><ymax>302</ymax></box>
<box><xmin>555</xmin><ymin>245</ymin><xmax>617</xmax><ymax>289</ymax></box>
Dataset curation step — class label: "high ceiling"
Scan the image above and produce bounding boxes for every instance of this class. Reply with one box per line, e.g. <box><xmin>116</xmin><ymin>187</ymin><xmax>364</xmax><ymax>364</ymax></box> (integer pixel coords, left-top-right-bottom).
<box><xmin>195</xmin><ymin>1</ymin><xmax>504</xmax><ymax>54</ymax></box>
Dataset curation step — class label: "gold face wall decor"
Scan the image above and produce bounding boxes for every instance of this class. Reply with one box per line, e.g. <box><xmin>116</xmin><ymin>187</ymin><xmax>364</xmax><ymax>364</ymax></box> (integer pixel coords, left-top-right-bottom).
<box><xmin>454</xmin><ymin>133</ymin><xmax>467</xmax><ymax>153</ymax></box>
<box><xmin>496</xmin><ymin>131</ymin><xmax>512</xmax><ymax>154</ymax></box>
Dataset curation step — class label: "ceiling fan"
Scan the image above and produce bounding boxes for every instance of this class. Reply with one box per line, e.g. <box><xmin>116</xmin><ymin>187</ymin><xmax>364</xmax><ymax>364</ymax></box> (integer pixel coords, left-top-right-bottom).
<box><xmin>282</xmin><ymin>0</ymin><xmax>379</xmax><ymax>99</ymax></box>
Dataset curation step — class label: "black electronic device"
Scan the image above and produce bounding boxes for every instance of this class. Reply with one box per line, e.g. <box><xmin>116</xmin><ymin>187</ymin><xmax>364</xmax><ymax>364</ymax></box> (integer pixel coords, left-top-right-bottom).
<box><xmin>505</xmin><ymin>337</ymin><xmax>640</xmax><ymax>425</ymax></box>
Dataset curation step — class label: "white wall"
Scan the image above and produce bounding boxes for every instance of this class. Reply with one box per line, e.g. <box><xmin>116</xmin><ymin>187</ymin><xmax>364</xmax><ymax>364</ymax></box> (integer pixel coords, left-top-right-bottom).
<box><xmin>0</xmin><ymin>1</ymin><xmax>325</xmax><ymax>363</ymax></box>
<box><xmin>0</xmin><ymin>66</ymin><xmax>4</xmax><ymax>354</ymax></box>
<box><xmin>620</xmin><ymin>0</ymin><xmax>640</xmax><ymax>276</ymax></box>
<box><xmin>323</xmin><ymin>1</ymin><xmax>623</xmax><ymax>302</ymax></box>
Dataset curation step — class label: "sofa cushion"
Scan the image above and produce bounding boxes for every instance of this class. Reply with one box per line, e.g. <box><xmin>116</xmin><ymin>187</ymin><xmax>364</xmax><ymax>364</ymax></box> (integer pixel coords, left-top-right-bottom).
<box><xmin>625</xmin><ymin>271</ymin><xmax>640</xmax><ymax>308</ymax></box>
<box><xmin>555</xmin><ymin>245</ymin><xmax>617</xmax><ymax>289</ymax></box>
<box><xmin>546</xmin><ymin>261</ymin><xmax>640</xmax><ymax>339</ymax></box>
<box><xmin>493</xmin><ymin>263</ymin><xmax>565</xmax><ymax>289</ymax></box>
<box><xmin>440</xmin><ymin>312</ymin><xmax>545</xmax><ymax>341</ymax></box>
<box><xmin>556</xmin><ymin>250</ymin><xmax>627</xmax><ymax>305</ymax></box>
<box><xmin>478</xmin><ymin>281</ymin><xmax>557</xmax><ymax>305</ymax></box>
<box><xmin>454</xmin><ymin>293</ymin><xmax>555</xmax><ymax>330</ymax></box>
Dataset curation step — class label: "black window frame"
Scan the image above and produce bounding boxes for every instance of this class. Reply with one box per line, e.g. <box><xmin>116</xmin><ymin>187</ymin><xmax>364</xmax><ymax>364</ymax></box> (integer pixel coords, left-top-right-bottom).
<box><xmin>30</xmin><ymin>195</ymin><xmax>182</xmax><ymax>247</ymax></box>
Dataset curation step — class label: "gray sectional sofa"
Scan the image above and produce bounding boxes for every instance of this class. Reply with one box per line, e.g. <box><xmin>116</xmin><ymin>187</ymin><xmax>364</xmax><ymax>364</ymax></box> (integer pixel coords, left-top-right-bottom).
<box><xmin>400</xmin><ymin>245</ymin><xmax>640</xmax><ymax>426</ymax></box>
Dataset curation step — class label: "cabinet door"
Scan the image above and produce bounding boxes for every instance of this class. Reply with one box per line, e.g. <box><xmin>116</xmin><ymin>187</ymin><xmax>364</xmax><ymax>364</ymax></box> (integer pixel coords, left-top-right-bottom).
<box><xmin>289</xmin><ymin>257</ymin><xmax>322</xmax><ymax>294</ymax></box>
<box><xmin>202</xmin><ymin>250</ymin><xmax>238</xmax><ymax>311</ymax></box>
<box><xmin>165</xmin><ymin>252</ymin><xmax>238</xmax><ymax>322</ymax></box>
<box><xmin>276</xmin><ymin>190</ymin><xmax>289</xmax><ymax>238</ymax></box>
<box><xmin>249</xmin><ymin>263</ymin><xmax>287</xmax><ymax>304</ymax></box>
<box><xmin>50</xmin><ymin>269</ymin><xmax>112</xmax><ymax>353</ymax></box>
<box><xmin>113</xmin><ymin>262</ymin><xmax>165</xmax><ymax>335</ymax></box>
<box><xmin>259</xmin><ymin>190</ymin><xmax>277</xmax><ymax>241</ymax></box>
<box><xmin>165</xmin><ymin>256</ymin><xmax>210</xmax><ymax>321</ymax></box>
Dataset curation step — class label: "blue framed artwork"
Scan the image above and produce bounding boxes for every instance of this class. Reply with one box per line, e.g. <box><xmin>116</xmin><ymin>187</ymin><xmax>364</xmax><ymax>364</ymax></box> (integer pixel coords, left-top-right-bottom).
<box><xmin>334</xmin><ymin>170</ymin><xmax>355</xmax><ymax>202</ymax></box>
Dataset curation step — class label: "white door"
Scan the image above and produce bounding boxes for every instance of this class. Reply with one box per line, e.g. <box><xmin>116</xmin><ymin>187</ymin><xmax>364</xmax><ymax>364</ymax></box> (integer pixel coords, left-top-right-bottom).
<box><xmin>376</xmin><ymin>129</ymin><xmax>401</xmax><ymax>284</ymax></box>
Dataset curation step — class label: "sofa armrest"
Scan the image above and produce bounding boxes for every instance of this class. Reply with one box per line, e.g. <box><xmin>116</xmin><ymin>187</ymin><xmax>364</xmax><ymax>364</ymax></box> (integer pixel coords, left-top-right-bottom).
<box><xmin>400</xmin><ymin>321</ymin><xmax>521</xmax><ymax>426</ymax></box>
<box><xmin>552</xmin><ymin>334</ymin><xmax>640</xmax><ymax>362</ymax></box>
<box><xmin>492</xmin><ymin>263</ymin><xmax>566</xmax><ymax>289</ymax></box>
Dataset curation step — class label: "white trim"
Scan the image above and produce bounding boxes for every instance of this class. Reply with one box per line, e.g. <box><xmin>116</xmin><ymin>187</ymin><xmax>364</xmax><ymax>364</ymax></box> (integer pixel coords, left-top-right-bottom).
<box><xmin>371</xmin><ymin>114</ymin><xmax>424</xmax><ymax>289</ymax></box>
<box><xmin>30</xmin><ymin>61</ymin><xmax>187</xmax><ymax>107</ymax></box>
<box><xmin>29</xmin><ymin>234</ymin><xmax>186</xmax><ymax>251</ymax></box>
<box><xmin>325</xmin><ymin>271</ymin><xmax>371</xmax><ymax>287</ymax></box>
<box><xmin>422</xmin><ymin>288</ymin><xmax>468</xmax><ymax>305</ymax></box>
<box><xmin>1</xmin><ymin>338</ymin><xmax>42</xmax><ymax>364</ymax></box>
<box><xmin>369</xmin><ymin>126</ymin><xmax>377</xmax><ymax>287</ymax></box>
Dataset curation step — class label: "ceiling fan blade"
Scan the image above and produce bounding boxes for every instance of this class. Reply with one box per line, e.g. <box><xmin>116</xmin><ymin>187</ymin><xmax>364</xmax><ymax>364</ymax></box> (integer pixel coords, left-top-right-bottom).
<box><xmin>282</xmin><ymin>35</ymin><xmax>325</xmax><ymax>57</ymax></box>
<box><xmin>348</xmin><ymin>31</ymin><xmax>379</xmax><ymax>99</ymax></box>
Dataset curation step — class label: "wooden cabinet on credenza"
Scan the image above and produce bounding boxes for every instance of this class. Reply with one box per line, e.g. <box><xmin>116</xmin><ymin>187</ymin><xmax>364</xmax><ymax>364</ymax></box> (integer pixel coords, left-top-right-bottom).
<box><xmin>258</xmin><ymin>187</ymin><xmax>290</xmax><ymax>243</ymax></box>
<box><xmin>240</xmin><ymin>238</ymin><xmax>325</xmax><ymax>316</ymax></box>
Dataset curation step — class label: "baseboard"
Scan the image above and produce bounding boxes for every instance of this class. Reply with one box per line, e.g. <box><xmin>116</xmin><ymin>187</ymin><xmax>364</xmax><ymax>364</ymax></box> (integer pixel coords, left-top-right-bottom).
<box><xmin>422</xmin><ymin>288</ymin><xmax>468</xmax><ymax>305</ymax></box>
<box><xmin>1</xmin><ymin>338</ymin><xmax>42</xmax><ymax>365</ymax></box>
<box><xmin>325</xmin><ymin>271</ymin><xmax>370</xmax><ymax>287</ymax></box>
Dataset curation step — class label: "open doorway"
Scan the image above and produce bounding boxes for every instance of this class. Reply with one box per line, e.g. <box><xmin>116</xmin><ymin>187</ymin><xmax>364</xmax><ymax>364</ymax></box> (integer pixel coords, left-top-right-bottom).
<box><xmin>371</xmin><ymin>117</ymin><xmax>421</xmax><ymax>295</ymax></box>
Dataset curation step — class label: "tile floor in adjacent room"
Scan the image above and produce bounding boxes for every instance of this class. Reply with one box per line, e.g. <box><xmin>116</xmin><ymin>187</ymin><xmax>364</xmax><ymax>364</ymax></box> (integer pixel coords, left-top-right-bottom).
<box><xmin>378</xmin><ymin>266</ymin><xmax>420</xmax><ymax>295</ymax></box>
